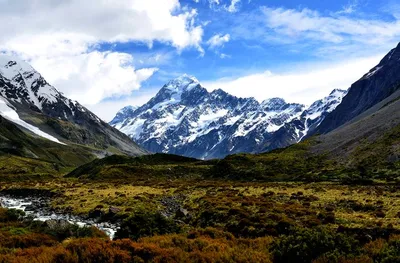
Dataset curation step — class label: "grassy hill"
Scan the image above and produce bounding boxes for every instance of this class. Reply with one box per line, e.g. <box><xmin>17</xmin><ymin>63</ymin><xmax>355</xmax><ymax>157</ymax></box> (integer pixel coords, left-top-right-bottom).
<box><xmin>66</xmin><ymin>153</ymin><xmax>212</xmax><ymax>180</ymax></box>
<box><xmin>0</xmin><ymin>116</ymin><xmax>98</xmax><ymax>179</ymax></box>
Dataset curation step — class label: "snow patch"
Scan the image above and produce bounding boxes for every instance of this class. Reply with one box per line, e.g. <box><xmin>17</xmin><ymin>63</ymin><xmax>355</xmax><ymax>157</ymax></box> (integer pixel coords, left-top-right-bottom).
<box><xmin>364</xmin><ymin>66</ymin><xmax>383</xmax><ymax>79</ymax></box>
<box><xmin>0</xmin><ymin>97</ymin><xmax>65</xmax><ymax>145</ymax></box>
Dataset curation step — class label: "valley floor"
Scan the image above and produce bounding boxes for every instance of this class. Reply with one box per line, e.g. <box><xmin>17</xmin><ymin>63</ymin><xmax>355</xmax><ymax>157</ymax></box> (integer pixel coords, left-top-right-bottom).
<box><xmin>1</xmin><ymin>178</ymin><xmax>400</xmax><ymax>262</ymax></box>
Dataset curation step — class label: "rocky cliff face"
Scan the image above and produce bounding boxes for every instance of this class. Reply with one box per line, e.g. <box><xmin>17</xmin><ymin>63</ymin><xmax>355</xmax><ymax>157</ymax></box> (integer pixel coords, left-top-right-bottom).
<box><xmin>316</xmin><ymin>43</ymin><xmax>400</xmax><ymax>134</ymax></box>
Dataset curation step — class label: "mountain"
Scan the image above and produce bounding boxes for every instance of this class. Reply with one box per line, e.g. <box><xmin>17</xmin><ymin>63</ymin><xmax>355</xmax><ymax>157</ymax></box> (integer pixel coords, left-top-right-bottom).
<box><xmin>315</xmin><ymin>42</ymin><xmax>400</xmax><ymax>134</ymax></box>
<box><xmin>306</xmin><ymin>43</ymin><xmax>400</xmax><ymax>167</ymax></box>
<box><xmin>110</xmin><ymin>106</ymin><xmax>139</xmax><ymax>127</ymax></box>
<box><xmin>111</xmin><ymin>75</ymin><xmax>347</xmax><ymax>159</ymax></box>
<box><xmin>0</xmin><ymin>55</ymin><xmax>147</xmax><ymax>165</ymax></box>
<box><xmin>258</xmin><ymin>88</ymin><xmax>348</xmax><ymax>152</ymax></box>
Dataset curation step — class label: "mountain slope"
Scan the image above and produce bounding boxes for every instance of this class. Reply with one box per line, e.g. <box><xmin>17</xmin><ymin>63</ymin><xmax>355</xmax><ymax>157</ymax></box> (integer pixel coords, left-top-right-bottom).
<box><xmin>243</xmin><ymin>43</ymin><xmax>400</xmax><ymax>180</ymax></box>
<box><xmin>312</xmin><ymin>87</ymin><xmax>400</xmax><ymax>167</ymax></box>
<box><xmin>316</xmin><ymin>42</ymin><xmax>400</xmax><ymax>134</ymax></box>
<box><xmin>111</xmin><ymin>75</ymin><xmax>346</xmax><ymax>159</ymax></box>
<box><xmin>0</xmin><ymin>114</ymin><xmax>99</xmax><ymax>178</ymax></box>
<box><xmin>0</xmin><ymin>55</ymin><xmax>147</xmax><ymax>157</ymax></box>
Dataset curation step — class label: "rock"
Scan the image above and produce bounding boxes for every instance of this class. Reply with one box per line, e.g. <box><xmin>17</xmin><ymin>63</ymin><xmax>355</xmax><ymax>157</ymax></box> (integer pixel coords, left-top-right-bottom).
<box><xmin>24</xmin><ymin>205</ymin><xmax>36</xmax><ymax>212</ymax></box>
<box><xmin>109</xmin><ymin>206</ymin><xmax>121</xmax><ymax>215</ymax></box>
<box><xmin>175</xmin><ymin>208</ymin><xmax>189</xmax><ymax>219</ymax></box>
<box><xmin>44</xmin><ymin>219</ymin><xmax>71</xmax><ymax>230</ymax></box>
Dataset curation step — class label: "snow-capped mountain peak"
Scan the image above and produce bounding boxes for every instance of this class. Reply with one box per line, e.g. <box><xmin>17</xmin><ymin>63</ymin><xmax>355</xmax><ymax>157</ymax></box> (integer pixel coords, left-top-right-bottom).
<box><xmin>210</xmin><ymin>88</ymin><xmax>228</xmax><ymax>98</ymax></box>
<box><xmin>119</xmin><ymin>105</ymin><xmax>138</xmax><ymax>115</ymax></box>
<box><xmin>164</xmin><ymin>74</ymin><xmax>200</xmax><ymax>92</ymax></box>
<box><xmin>109</xmin><ymin>106</ymin><xmax>139</xmax><ymax>126</ymax></box>
<box><xmin>0</xmin><ymin>55</ymin><xmax>146</xmax><ymax>156</ymax></box>
<box><xmin>261</xmin><ymin>97</ymin><xmax>288</xmax><ymax>110</ymax></box>
<box><xmin>329</xmin><ymin>89</ymin><xmax>347</xmax><ymax>98</ymax></box>
<box><xmin>0</xmin><ymin>55</ymin><xmax>61</xmax><ymax>110</ymax></box>
<box><xmin>305</xmin><ymin>89</ymin><xmax>348</xmax><ymax>120</ymax></box>
<box><xmin>111</xmin><ymin>75</ymin><xmax>347</xmax><ymax>159</ymax></box>
<box><xmin>0</xmin><ymin>56</ymin><xmax>35</xmax><ymax>78</ymax></box>
<box><xmin>158</xmin><ymin>74</ymin><xmax>202</xmax><ymax>101</ymax></box>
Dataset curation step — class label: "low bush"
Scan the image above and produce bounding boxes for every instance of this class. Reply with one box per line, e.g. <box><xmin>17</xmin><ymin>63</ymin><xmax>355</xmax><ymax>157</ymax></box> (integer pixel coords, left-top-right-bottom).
<box><xmin>271</xmin><ymin>227</ymin><xmax>360</xmax><ymax>263</ymax></box>
<box><xmin>0</xmin><ymin>208</ymin><xmax>25</xmax><ymax>222</ymax></box>
<box><xmin>0</xmin><ymin>230</ymin><xmax>274</xmax><ymax>263</ymax></box>
<box><xmin>114</xmin><ymin>211</ymin><xmax>182</xmax><ymax>240</ymax></box>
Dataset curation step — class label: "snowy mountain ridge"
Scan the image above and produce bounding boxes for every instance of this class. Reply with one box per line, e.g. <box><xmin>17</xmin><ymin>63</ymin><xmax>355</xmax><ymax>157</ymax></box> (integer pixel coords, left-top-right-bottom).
<box><xmin>111</xmin><ymin>75</ymin><xmax>348</xmax><ymax>159</ymax></box>
<box><xmin>0</xmin><ymin>56</ymin><xmax>63</xmax><ymax>111</ymax></box>
<box><xmin>0</xmin><ymin>55</ymin><xmax>146</xmax><ymax>156</ymax></box>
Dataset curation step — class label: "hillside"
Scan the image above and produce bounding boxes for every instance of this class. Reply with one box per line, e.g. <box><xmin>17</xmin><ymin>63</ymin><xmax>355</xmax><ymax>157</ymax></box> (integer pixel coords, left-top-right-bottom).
<box><xmin>316</xmin><ymin>42</ymin><xmax>400</xmax><ymax>134</ymax></box>
<box><xmin>66</xmin><ymin>153</ymin><xmax>212</xmax><ymax>180</ymax></box>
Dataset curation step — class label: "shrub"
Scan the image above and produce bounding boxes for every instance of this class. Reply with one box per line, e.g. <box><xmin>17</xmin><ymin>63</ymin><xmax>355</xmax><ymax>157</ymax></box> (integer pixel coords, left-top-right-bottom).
<box><xmin>0</xmin><ymin>231</ymin><xmax>57</xmax><ymax>249</ymax></box>
<box><xmin>114</xmin><ymin>211</ymin><xmax>182</xmax><ymax>240</ymax></box>
<box><xmin>44</xmin><ymin>224</ymin><xmax>108</xmax><ymax>241</ymax></box>
<box><xmin>363</xmin><ymin>235</ymin><xmax>400</xmax><ymax>263</ymax></box>
<box><xmin>271</xmin><ymin>227</ymin><xmax>360</xmax><ymax>263</ymax></box>
<box><xmin>0</xmin><ymin>208</ymin><xmax>25</xmax><ymax>222</ymax></box>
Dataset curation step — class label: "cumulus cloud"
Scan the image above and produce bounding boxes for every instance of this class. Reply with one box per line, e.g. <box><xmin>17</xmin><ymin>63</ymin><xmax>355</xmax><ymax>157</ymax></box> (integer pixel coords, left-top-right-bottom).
<box><xmin>0</xmin><ymin>0</ymin><xmax>203</xmax><ymax>51</ymax></box>
<box><xmin>31</xmin><ymin>51</ymin><xmax>158</xmax><ymax>105</ymax></box>
<box><xmin>89</xmin><ymin>90</ymin><xmax>158</xmax><ymax>122</ymax></box>
<box><xmin>0</xmin><ymin>0</ymin><xmax>204</xmax><ymax>109</ymax></box>
<box><xmin>207</xmin><ymin>34</ymin><xmax>231</xmax><ymax>49</ymax></box>
<box><xmin>203</xmin><ymin>54</ymin><xmax>383</xmax><ymax>105</ymax></box>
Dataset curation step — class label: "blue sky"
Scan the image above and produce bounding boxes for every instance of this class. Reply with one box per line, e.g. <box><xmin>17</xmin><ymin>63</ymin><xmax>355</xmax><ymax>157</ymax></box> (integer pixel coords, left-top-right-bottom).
<box><xmin>0</xmin><ymin>0</ymin><xmax>399</xmax><ymax>120</ymax></box>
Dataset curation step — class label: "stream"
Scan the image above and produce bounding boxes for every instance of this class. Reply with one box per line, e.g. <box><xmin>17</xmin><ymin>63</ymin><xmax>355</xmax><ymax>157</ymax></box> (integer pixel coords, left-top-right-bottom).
<box><xmin>0</xmin><ymin>195</ymin><xmax>119</xmax><ymax>239</ymax></box>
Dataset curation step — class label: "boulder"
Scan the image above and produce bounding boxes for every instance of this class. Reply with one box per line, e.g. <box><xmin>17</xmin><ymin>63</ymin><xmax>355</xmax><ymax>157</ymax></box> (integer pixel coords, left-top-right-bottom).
<box><xmin>109</xmin><ymin>206</ymin><xmax>121</xmax><ymax>215</ymax></box>
<box><xmin>44</xmin><ymin>219</ymin><xmax>71</xmax><ymax>230</ymax></box>
<box><xmin>175</xmin><ymin>207</ymin><xmax>189</xmax><ymax>218</ymax></box>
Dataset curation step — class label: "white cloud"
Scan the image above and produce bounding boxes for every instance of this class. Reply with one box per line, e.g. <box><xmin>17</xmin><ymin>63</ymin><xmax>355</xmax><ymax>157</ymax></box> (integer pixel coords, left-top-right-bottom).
<box><xmin>337</xmin><ymin>0</ymin><xmax>359</xmax><ymax>15</ymax></box>
<box><xmin>226</xmin><ymin>0</ymin><xmax>241</xmax><ymax>13</ymax></box>
<box><xmin>89</xmin><ymin>91</ymin><xmax>158</xmax><ymax>122</ymax></box>
<box><xmin>0</xmin><ymin>0</ymin><xmax>203</xmax><ymax>52</ymax></box>
<box><xmin>220</xmin><ymin>53</ymin><xmax>231</xmax><ymax>59</ymax></box>
<box><xmin>261</xmin><ymin>6</ymin><xmax>400</xmax><ymax>45</ymax></box>
<box><xmin>31</xmin><ymin>51</ymin><xmax>157</xmax><ymax>105</ymax></box>
<box><xmin>0</xmin><ymin>0</ymin><xmax>204</xmax><ymax>112</ymax></box>
<box><xmin>207</xmin><ymin>0</ymin><xmax>241</xmax><ymax>12</ymax></box>
<box><xmin>207</xmin><ymin>34</ymin><xmax>231</xmax><ymax>49</ymax></box>
<box><xmin>382</xmin><ymin>2</ymin><xmax>400</xmax><ymax>20</ymax></box>
<box><xmin>203</xmin><ymin>55</ymin><xmax>383</xmax><ymax>105</ymax></box>
<box><xmin>209</xmin><ymin>0</ymin><xmax>221</xmax><ymax>5</ymax></box>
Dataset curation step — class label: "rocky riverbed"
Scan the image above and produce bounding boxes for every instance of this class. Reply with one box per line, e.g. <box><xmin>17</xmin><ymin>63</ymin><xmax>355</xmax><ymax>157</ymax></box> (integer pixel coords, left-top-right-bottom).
<box><xmin>0</xmin><ymin>194</ymin><xmax>119</xmax><ymax>239</ymax></box>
